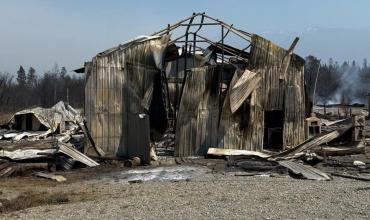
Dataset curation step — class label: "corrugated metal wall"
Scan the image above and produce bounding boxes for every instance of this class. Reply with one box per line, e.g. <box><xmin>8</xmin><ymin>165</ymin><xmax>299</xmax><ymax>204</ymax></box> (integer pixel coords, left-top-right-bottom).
<box><xmin>248</xmin><ymin>34</ymin><xmax>306</xmax><ymax>148</ymax></box>
<box><xmin>207</xmin><ymin>35</ymin><xmax>306</xmax><ymax>153</ymax></box>
<box><xmin>249</xmin><ymin>35</ymin><xmax>288</xmax><ymax>111</ymax></box>
<box><xmin>217</xmin><ymin>69</ymin><xmax>264</xmax><ymax>152</ymax></box>
<box><xmin>165</xmin><ymin>56</ymin><xmax>204</xmax><ymax>110</ymax></box>
<box><xmin>84</xmin><ymin>36</ymin><xmax>169</xmax><ymax>161</ymax></box>
<box><xmin>175</xmin><ymin>35</ymin><xmax>306</xmax><ymax>156</ymax></box>
<box><xmin>283</xmin><ymin>55</ymin><xmax>306</xmax><ymax>147</ymax></box>
<box><xmin>175</xmin><ymin>65</ymin><xmax>220</xmax><ymax>156</ymax></box>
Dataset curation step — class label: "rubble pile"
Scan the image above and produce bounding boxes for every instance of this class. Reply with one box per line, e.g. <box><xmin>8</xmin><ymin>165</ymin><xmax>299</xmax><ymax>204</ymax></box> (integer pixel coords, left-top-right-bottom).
<box><xmin>0</xmin><ymin>102</ymin><xmax>99</xmax><ymax>179</ymax></box>
<box><xmin>154</xmin><ymin>130</ymin><xmax>175</xmax><ymax>157</ymax></box>
<box><xmin>215</xmin><ymin>115</ymin><xmax>370</xmax><ymax>181</ymax></box>
<box><xmin>0</xmin><ymin>101</ymin><xmax>369</xmax><ymax>183</ymax></box>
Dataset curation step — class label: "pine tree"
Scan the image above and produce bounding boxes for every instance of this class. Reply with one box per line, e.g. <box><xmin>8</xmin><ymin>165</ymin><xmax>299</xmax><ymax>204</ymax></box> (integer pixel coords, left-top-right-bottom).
<box><xmin>363</xmin><ymin>59</ymin><xmax>367</xmax><ymax>69</ymax></box>
<box><xmin>16</xmin><ymin>65</ymin><xmax>26</xmax><ymax>86</ymax></box>
<box><xmin>304</xmin><ymin>55</ymin><xmax>320</xmax><ymax>100</ymax></box>
<box><xmin>27</xmin><ymin>67</ymin><xmax>37</xmax><ymax>88</ymax></box>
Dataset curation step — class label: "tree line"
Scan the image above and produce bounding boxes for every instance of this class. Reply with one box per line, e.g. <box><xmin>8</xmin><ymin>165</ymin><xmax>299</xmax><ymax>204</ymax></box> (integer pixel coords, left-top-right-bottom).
<box><xmin>0</xmin><ymin>64</ymin><xmax>84</xmax><ymax>113</ymax></box>
<box><xmin>1</xmin><ymin>57</ymin><xmax>369</xmax><ymax>114</ymax></box>
<box><xmin>305</xmin><ymin>56</ymin><xmax>370</xmax><ymax>106</ymax></box>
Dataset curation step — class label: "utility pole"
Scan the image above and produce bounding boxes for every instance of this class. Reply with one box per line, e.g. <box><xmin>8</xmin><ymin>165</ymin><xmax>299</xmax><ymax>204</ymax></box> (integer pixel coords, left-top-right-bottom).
<box><xmin>312</xmin><ymin>62</ymin><xmax>321</xmax><ymax>113</ymax></box>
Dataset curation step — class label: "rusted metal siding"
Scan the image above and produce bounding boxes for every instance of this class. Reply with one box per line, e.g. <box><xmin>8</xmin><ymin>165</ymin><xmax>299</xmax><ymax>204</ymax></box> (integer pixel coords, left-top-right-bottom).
<box><xmin>217</xmin><ymin>69</ymin><xmax>264</xmax><ymax>152</ymax></box>
<box><xmin>217</xmin><ymin>35</ymin><xmax>305</xmax><ymax>152</ymax></box>
<box><xmin>283</xmin><ymin>55</ymin><xmax>306</xmax><ymax>147</ymax></box>
<box><xmin>175</xmin><ymin>65</ymin><xmax>220</xmax><ymax>156</ymax></box>
<box><xmin>165</xmin><ymin>56</ymin><xmax>204</xmax><ymax>111</ymax></box>
<box><xmin>85</xmin><ymin>36</ymin><xmax>169</xmax><ymax>161</ymax></box>
<box><xmin>248</xmin><ymin>34</ymin><xmax>306</xmax><ymax>149</ymax></box>
<box><xmin>248</xmin><ymin>35</ymin><xmax>287</xmax><ymax>111</ymax></box>
<box><xmin>87</xmin><ymin>51</ymin><xmax>124</xmax><ymax>156</ymax></box>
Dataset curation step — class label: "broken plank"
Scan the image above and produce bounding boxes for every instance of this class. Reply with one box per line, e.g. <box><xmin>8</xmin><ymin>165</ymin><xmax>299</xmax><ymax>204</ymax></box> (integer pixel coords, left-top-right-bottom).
<box><xmin>227</xmin><ymin>172</ymin><xmax>261</xmax><ymax>177</ymax></box>
<box><xmin>0</xmin><ymin>149</ymin><xmax>56</xmax><ymax>160</ymax></box>
<box><xmin>79</xmin><ymin>120</ymin><xmax>105</xmax><ymax>157</ymax></box>
<box><xmin>278</xmin><ymin>160</ymin><xmax>331</xmax><ymax>181</ymax></box>
<box><xmin>58</xmin><ymin>143</ymin><xmax>99</xmax><ymax>167</ymax></box>
<box><xmin>331</xmin><ymin>173</ymin><xmax>370</xmax><ymax>182</ymax></box>
<box><xmin>207</xmin><ymin>148</ymin><xmax>270</xmax><ymax>158</ymax></box>
<box><xmin>0</xmin><ymin>162</ymin><xmax>12</xmax><ymax>177</ymax></box>
<box><xmin>34</xmin><ymin>172</ymin><xmax>67</xmax><ymax>182</ymax></box>
<box><xmin>272</xmin><ymin>126</ymin><xmax>351</xmax><ymax>158</ymax></box>
<box><xmin>0</xmin><ymin>161</ymin><xmax>10</xmax><ymax>170</ymax></box>
<box><xmin>0</xmin><ymin>166</ymin><xmax>15</xmax><ymax>177</ymax></box>
<box><xmin>313</xmin><ymin>145</ymin><xmax>365</xmax><ymax>156</ymax></box>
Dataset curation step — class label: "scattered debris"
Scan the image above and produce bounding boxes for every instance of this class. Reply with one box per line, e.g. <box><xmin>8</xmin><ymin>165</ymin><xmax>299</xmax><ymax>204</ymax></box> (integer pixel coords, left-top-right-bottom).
<box><xmin>278</xmin><ymin>160</ymin><xmax>331</xmax><ymax>181</ymax></box>
<box><xmin>0</xmin><ymin>161</ymin><xmax>50</xmax><ymax>177</ymax></box>
<box><xmin>58</xmin><ymin>143</ymin><xmax>99</xmax><ymax>167</ymax></box>
<box><xmin>331</xmin><ymin>172</ymin><xmax>370</xmax><ymax>182</ymax></box>
<box><xmin>227</xmin><ymin>155</ymin><xmax>282</xmax><ymax>174</ymax></box>
<box><xmin>154</xmin><ymin>131</ymin><xmax>175</xmax><ymax>156</ymax></box>
<box><xmin>353</xmin><ymin>160</ymin><xmax>366</xmax><ymax>168</ymax></box>
<box><xmin>272</xmin><ymin>127</ymin><xmax>350</xmax><ymax>159</ymax></box>
<box><xmin>34</xmin><ymin>172</ymin><xmax>67</xmax><ymax>182</ymax></box>
<box><xmin>213</xmin><ymin>114</ymin><xmax>370</xmax><ymax>181</ymax></box>
<box><xmin>313</xmin><ymin>145</ymin><xmax>365</xmax><ymax>156</ymax></box>
<box><xmin>0</xmin><ymin>101</ymin><xmax>99</xmax><ymax>178</ymax></box>
<box><xmin>0</xmin><ymin>149</ymin><xmax>56</xmax><ymax>160</ymax></box>
<box><xmin>124</xmin><ymin>157</ymin><xmax>141</xmax><ymax>167</ymax></box>
<box><xmin>321</xmin><ymin>118</ymin><xmax>348</xmax><ymax>127</ymax></box>
<box><xmin>207</xmin><ymin>148</ymin><xmax>270</xmax><ymax>158</ymax></box>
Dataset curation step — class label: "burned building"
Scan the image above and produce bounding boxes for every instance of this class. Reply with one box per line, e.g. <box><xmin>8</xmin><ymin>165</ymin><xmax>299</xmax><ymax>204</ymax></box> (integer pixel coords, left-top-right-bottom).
<box><xmin>79</xmin><ymin>13</ymin><xmax>307</xmax><ymax>162</ymax></box>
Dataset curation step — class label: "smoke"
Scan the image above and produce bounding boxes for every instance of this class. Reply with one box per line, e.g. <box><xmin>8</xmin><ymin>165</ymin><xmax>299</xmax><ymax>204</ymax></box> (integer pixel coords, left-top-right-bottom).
<box><xmin>322</xmin><ymin>62</ymin><xmax>369</xmax><ymax>105</ymax></box>
<box><xmin>333</xmin><ymin>66</ymin><xmax>360</xmax><ymax>104</ymax></box>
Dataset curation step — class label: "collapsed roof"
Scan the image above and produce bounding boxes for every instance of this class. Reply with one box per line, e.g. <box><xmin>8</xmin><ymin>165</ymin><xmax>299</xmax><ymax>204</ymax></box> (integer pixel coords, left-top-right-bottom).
<box><xmin>9</xmin><ymin>101</ymin><xmax>80</xmax><ymax>133</ymax></box>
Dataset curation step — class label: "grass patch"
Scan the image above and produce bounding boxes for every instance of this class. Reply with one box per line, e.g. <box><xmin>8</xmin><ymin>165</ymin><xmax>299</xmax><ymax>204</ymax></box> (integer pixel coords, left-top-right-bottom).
<box><xmin>0</xmin><ymin>191</ymin><xmax>70</xmax><ymax>213</ymax></box>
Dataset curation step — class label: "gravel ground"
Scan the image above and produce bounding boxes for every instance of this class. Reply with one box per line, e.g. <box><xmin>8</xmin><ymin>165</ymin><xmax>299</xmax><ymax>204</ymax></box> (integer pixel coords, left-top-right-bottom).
<box><xmin>1</xmin><ymin>175</ymin><xmax>370</xmax><ymax>220</ymax></box>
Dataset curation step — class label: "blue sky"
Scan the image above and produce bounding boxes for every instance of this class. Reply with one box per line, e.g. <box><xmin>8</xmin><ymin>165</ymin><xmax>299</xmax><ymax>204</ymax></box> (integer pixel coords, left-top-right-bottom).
<box><xmin>1</xmin><ymin>0</ymin><xmax>370</xmax><ymax>74</ymax></box>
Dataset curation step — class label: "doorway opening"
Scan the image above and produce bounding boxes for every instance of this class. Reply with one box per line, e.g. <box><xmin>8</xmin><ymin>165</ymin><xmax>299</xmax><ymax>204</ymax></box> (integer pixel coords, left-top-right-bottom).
<box><xmin>264</xmin><ymin>110</ymin><xmax>284</xmax><ymax>150</ymax></box>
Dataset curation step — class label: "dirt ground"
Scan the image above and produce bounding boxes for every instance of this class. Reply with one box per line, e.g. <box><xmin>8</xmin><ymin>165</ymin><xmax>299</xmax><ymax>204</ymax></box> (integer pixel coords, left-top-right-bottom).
<box><xmin>0</xmin><ymin>159</ymin><xmax>369</xmax><ymax>220</ymax></box>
